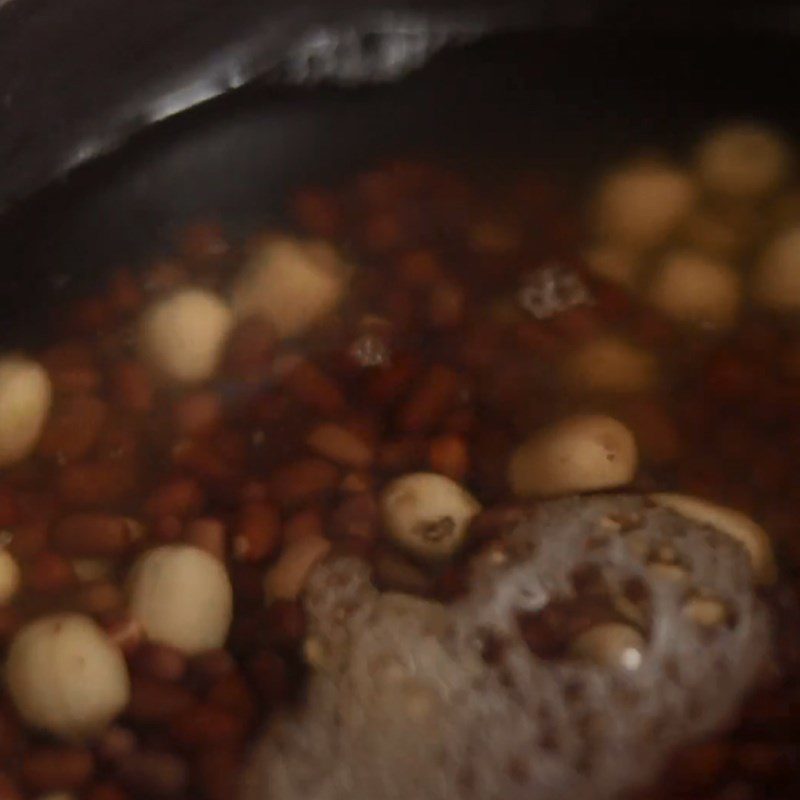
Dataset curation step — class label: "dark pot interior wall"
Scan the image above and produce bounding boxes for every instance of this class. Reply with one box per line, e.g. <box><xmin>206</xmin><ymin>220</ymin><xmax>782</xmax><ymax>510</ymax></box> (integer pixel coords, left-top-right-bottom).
<box><xmin>0</xmin><ymin>28</ymin><xmax>797</xmax><ymax>346</ymax></box>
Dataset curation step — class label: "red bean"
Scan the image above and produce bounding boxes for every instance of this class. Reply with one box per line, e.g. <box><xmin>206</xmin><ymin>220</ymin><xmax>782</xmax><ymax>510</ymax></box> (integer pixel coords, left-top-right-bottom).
<box><xmin>397</xmin><ymin>364</ymin><xmax>460</xmax><ymax>432</ymax></box>
<box><xmin>460</xmin><ymin>322</ymin><xmax>507</xmax><ymax>368</ymax></box>
<box><xmin>330</xmin><ymin>493</ymin><xmax>379</xmax><ymax>540</ymax></box>
<box><xmin>145</xmin><ymin>477</ymin><xmax>204</xmax><ymax>520</ymax></box>
<box><xmin>377</xmin><ymin>437</ymin><xmax>427</xmax><ymax>472</ymax></box>
<box><xmin>38</xmin><ymin>394</ymin><xmax>108</xmax><ymax>461</ymax></box>
<box><xmin>667</xmin><ymin>741</ymin><xmax>730</xmax><ymax>790</ymax></box>
<box><xmin>172</xmin><ymin>440</ymin><xmax>241</xmax><ymax>492</ymax></box>
<box><xmin>282</xmin><ymin>508</ymin><xmax>324</xmax><ymax>546</ymax></box>
<box><xmin>169</xmin><ymin>704</ymin><xmax>245</xmax><ymax>749</ymax></box>
<box><xmin>514</xmin><ymin>320</ymin><xmax>564</xmax><ymax>358</ymax></box>
<box><xmin>193</xmin><ymin>746</ymin><xmax>242</xmax><ymax>800</ymax></box>
<box><xmin>84</xmin><ymin>781</ymin><xmax>131</xmax><ymax>800</ymax></box>
<box><xmin>0</xmin><ymin>487</ymin><xmax>19</xmax><ymax>529</ymax></box>
<box><xmin>75</xmin><ymin>580</ymin><xmax>125</xmax><ymax>616</ymax></box>
<box><xmin>306</xmin><ymin>422</ymin><xmax>374</xmax><ymax>468</ymax></box>
<box><xmin>240</xmin><ymin>479</ymin><xmax>270</xmax><ymax>504</ymax></box>
<box><xmin>363</xmin><ymin>210</ymin><xmax>403</xmax><ymax>252</ymax></box>
<box><xmin>292</xmin><ymin>187</ymin><xmax>343</xmax><ymax>238</ymax></box>
<box><xmin>264</xmin><ymin>600</ymin><xmax>306</xmax><ymax>647</ymax></box>
<box><xmin>396</xmin><ymin>250</ymin><xmax>443</xmax><ymax>286</ymax></box>
<box><xmin>96</xmin><ymin>417</ymin><xmax>142</xmax><ymax>463</ymax></box>
<box><xmin>229</xmin><ymin>563</ymin><xmax>267</xmax><ymax>606</ymax></box>
<box><xmin>111</xmin><ymin>361</ymin><xmax>155</xmax><ymax>414</ymax></box>
<box><xmin>190</xmin><ymin>649</ymin><xmax>237</xmax><ymax>683</ymax></box>
<box><xmin>428</xmin><ymin>433</ymin><xmax>470</xmax><ymax>480</ymax></box>
<box><xmin>0</xmin><ymin>609</ymin><xmax>20</xmax><ymax>646</ymax></box>
<box><xmin>173</xmin><ymin>391</ymin><xmax>223</xmax><ymax>436</ymax></box>
<box><xmin>224</xmin><ymin>317</ymin><xmax>276</xmax><ymax>382</ymax></box>
<box><xmin>266</xmin><ymin>459</ymin><xmax>340</xmax><ymax>508</ymax></box>
<box><xmin>151</xmin><ymin>515</ymin><xmax>183</xmax><ymax>543</ymax></box>
<box><xmin>116</xmin><ymin>750</ymin><xmax>188</xmax><ymax>796</ymax></box>
<box><xmin>0</xmin><ymin>771</ymin><xmax>21</xmax><ymax>800</ymax></box>
<box><xmin>593</xmin><ymin>281</ymin><xmax>635</xmax><ymax>323</ymax></box>
<box><xmin>228</xmin><ymin>616</ymin><xmax>261</xmax><ymax>656</ymax></box>
<box><xmin>207</xmin><ymin>672</ymin><xmax>257</xmax><ymax>723</ymax></box>
<box><xmin>178</xmin><ymin>220</ymin><xmax>230</xmax><ymax>262</ymax></box>
<box><xmin>8</xmin><ymin>518</ymin><xmax>48</xmax><ymax>561</ymax></box>
<box><xmin>620</xmin><ymin>400</ymin><xmax>683</xmax><ymax>465</ymax></box>
<box><xmin>58</xmin><ymin>460</ymin><xmax>138</xmax><ymax>507</ymax></box>
<box><xmin>704</xmin><ymin>351</ymin><xmax>757</xmax><ymax>400</ymax></box>
<box><xmin>132</xmin><ymin>643</ymin><xmax>188</xmax><ymax>683</ymax></box>
<box><xmin>548</xmin><ymin>306</ymin><xmax>602</xmax><ymax>342</ymax></box>
<box><xmin>636</xmin><ymin>313</ymin><xmax>676</xmax><ymax>348</ymax></box>
<box><xmin>428</xmin><ymin>281</ymin><xmax>466</xmax><ymax>328</ymax></box>
<box><xmin>340</xmin><ymin>471</ymin><xmax>374</xmax><ymax>493</ymax></box>
<box><xmin>143</xmin><ymin>260</ymin><xmax>188</xmax><ymax>293</ymax></box>
<box><xmin>69</xmin><ymin>295</ymin><xmax>115</xmax><ymax>334</ymax></box>
<box><xmin>127</xmin><ymin>677</ymin><xmax>194</xmax><ymax>723</ymax></box>
<box><xmin>21</xmin><ymin>746</ymin><xmax>95</xmax><ymax>792</ymax></box>
<box><xmin>282</xmin><ymin>358</ymin><xmax>347</xmax><ymax>416</ymax></box>
<box><xmin>735</xmin><ymin>743</ymin><xmax>788</xmax><ymax>778</ymax></box>
<box><xmin>107</xmin><ymin>267</ymin><xmax>144</xmax><ymax>315</ymax></box>
<box><xmin>355</xmin><ymin>167</ymin><xmax>401</xmax><ymax>205</ymax></box>
<box><xmin>247</xmin><ymin>651</ymin><xmax>290</xmax><ymax>706</ymax></box>
<box><xmin>41</xmin><ymin>342</ymin><xmax>101</xmax><ymax>395</ymax></box>
<box><xmin>366</xmin><ymin>353</ymin><xmax>419</xmax><ymax>405</ymax></box>
<box><xmin>51</xmin><ymin>513</ymin><xmax>142</xmax><ymax>556</ymax></box>
<box><xmin>374</xmin><ymin>550</ymin><xmax>433</xmax><ymax>595</ymax></box>
<box><xmin>233</xmin><ymin>502</ymin><xmax>280</xmax><ymax>562</ymax></box>
<box><xmin>96</xmin><ymin>726</ymin><xmax>138</xmax><ymax>763</ymax></box>
<box><xmin>264</xmin><ymin>533</ymin><xmax>331</xmax><ymax>603</ymax></box>
<box><xmin>25</xmin><ymin>551</ymin><xmax>75</xmax><ymax>593</ymax></box>
<box><xmin>0</xmin><ymin>705</ymin><xmax>23</xmax><ymax>762</ymax></box>
<box><xmin>184</xmin><ymin>517</ymin><xmax>227</xmax><ymax>561</ymax></box>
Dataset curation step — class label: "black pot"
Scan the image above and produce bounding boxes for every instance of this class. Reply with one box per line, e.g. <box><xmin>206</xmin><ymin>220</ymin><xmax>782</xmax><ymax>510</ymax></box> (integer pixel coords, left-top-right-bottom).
<box><xmin>1</xmin><ymin>0</ymin><xmax>798</xmax><ymax>345</ymax></box>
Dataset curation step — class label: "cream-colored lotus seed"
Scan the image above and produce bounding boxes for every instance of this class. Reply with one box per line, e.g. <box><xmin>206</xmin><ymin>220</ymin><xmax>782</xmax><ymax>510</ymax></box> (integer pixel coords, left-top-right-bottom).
<box><xmin>583</xmin><ymin>244</ymin><xmax>641</xmax><ymax>288</ymax></box>
<box><xmin>754</xmin><ymin>227</ymin><xmax>800</xmax><ymax>310</ymax></box>
<box><xmin>563</xmin><ymin>336</ymin><xmax>658</xmax><ymax>395</ymax></box>
<box><xmin>570</xmin><ymin>622</ymin><xmax>645</xmax><ymax>670</ymax></box>
<box><xmin>647</xmin><ymin>251</ymin><xmax>741</xmax><ymax>330</ymax></box>
<box><xmin>651</xmin><ymin>493</ymin><xmax>775</xmax><ymax>584</ymax></box>
<box><xmin>380</xmin><ymin>473</ymin><xmax>481</xmax><ymax>562</ymax></box>
<box><xmin>509</xmin><ymin>414</ymin><xmax>638</xmax><ymax>498</ymax></box>
<box><xmin>696</xmin><ymin>123</ymin><xmax>792</xmax><ymax>200</ymax></box>
<box><xmin>593</xmin><ymin>162</ymin><xmax>696</xmax><ymax>251</ymax></box>
<box><xmin>139</xmin><ymin>288</ymin><xmax>233</xmax><ymax>383</ymax></box>
<box><xmin>683</xmin><ymin>595</ymin><xmax>729</xmax><ymax>627</ymax></box>
<box><xmin>232</xmin><ymin>237</ymin><xmax>348</xmax><ymax>338</ymax></box>
<box><xmin>5</xmin><ymin>614</ymin><xmax>130</xmax><ymax>741</ymax></box>
<box><xmin>127</xmin><ymin>545</ymin><xmax>233</xmax><ymax>655</ymax></box>
<box><xmin>0</xmin><ymin>549</ymin><xmax>21</xmax><ymax>605</ymax></box>
<box><xmin>0</xmin><ymin>356</ymin><xmax>52</xmax><ymax>468</ymax></box>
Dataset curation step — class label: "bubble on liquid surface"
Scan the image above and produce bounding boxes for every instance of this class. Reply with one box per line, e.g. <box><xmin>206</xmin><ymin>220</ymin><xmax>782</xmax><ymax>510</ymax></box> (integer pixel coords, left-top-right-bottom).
<box><xmin>517</xmin><ymin>263</ymin><xmax>593</xmax><ymax>320</ymax></box>
<box><xmin>243</xmin><ymin>494</ymin><xmax>770</xmax><ymax>800</ymax></box>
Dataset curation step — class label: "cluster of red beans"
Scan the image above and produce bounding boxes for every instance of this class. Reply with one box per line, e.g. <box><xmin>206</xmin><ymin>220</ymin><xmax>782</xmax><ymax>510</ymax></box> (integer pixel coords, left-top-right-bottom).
<box><xmin>0</xmin><ymin>159</ymin><xmax>798</xmax><ymax>800</ymax></box>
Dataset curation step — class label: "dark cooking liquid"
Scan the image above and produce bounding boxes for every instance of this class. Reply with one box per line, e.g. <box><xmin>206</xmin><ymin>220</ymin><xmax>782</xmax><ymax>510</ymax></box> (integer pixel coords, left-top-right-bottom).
<box><xmin>0</xmin><ymin>159</ymin><xmax>799</xmax><ymax>800</ymax></box>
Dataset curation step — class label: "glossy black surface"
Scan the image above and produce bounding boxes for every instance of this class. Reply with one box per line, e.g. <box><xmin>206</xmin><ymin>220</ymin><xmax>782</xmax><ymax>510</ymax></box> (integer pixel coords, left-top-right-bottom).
<box><xmin>0</xmin><ymin>29</ymin><xmax>797</xmax><ymax>345</ymax></box>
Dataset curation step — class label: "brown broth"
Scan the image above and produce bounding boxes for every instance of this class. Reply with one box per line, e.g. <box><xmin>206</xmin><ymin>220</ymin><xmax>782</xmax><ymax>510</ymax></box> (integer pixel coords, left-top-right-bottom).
<box><xmin>0</xmin><ymin>155</ymin><xmax>799</xmax><ymax>800</ymax></box>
